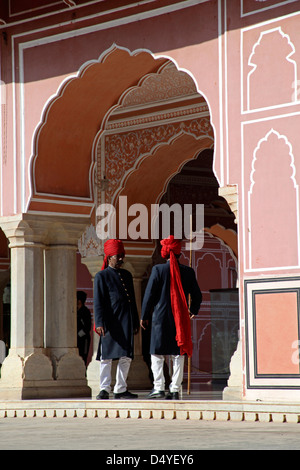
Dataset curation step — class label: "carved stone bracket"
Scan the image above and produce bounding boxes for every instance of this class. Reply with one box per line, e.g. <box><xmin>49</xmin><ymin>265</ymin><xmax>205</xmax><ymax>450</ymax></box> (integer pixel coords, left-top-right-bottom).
<box><xmin>219</xmin><ymin>185</ymin><xmax>238</xmax><ymax>224</ymax></box>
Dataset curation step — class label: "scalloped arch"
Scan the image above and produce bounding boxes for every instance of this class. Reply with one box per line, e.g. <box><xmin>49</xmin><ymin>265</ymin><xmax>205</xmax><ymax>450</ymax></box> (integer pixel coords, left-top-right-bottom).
<box><xmin>27</xmin><ymin>45</ymin><xmax>168</xmax><ymax>215</ymax></box>
<box><xmin>115</xmin><ymin>131</ymin><xmax>214</xmax><ymax>209</ymax></box>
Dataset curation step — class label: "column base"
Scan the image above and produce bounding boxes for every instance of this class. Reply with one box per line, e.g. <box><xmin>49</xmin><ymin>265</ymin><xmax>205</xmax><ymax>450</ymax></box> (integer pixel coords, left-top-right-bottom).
<box><xmin>222</xmin><ymin>386</ymin><xmax>243</xmax><ymax>401</ymax></box>
<box><xmin>222</xmin><ymin>339</ymin><xmax>243</xmax><ymax>401</ymax></box>
<box><xmin>0</xmin><ymin>350</ymin><xmax>91</xmax><ymax>400</ymax></box>
<box><xmin>0</xmin><ymin>381</ymin><xmax>91</xmax><ymax>400</ymax></box>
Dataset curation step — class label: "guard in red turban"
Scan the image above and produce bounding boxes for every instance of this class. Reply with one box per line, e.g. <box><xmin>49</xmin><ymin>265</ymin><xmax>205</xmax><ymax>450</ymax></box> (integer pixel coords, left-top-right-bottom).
<box><xmin>93</xmin><ymin>239</ymin><xmax>139</xmax><ymax>400</ymax></box>
<box><xmin>141</xmin><ymin>235</ymin><xmax>202</xmax><ymax>400</ymax></box>
<box><xmin>160</xmin><ymin>236</ymin><xmax>193</xmax><ymax>358</ymax></box>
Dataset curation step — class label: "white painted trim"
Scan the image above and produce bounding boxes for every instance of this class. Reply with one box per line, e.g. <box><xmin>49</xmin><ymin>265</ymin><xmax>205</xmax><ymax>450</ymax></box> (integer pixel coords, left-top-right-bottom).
<box><xmin>241</xmin><ymin>0</ymin><xmax>300</xmax><ymax>18</ymax></box>
<box><xmin>26</xmin><ymin>210</ymin><xmax>92</xmax><ymax>218</ymax></box>
<box><xmin>4</xmin><ymin>0</ymin><xmax>210</xmax><ymax>31</ymax></box>
<box><xmin>12</xmin><ymin>5</ymin><xmax>215</xmax><ymax>213</ymax></box>
<box><xmin>30</xmin><ymin>197</ymin><xmax>93</xmax><ymax>207</ymax></box>
<box><xmin>242</xmin><ymin>112</ymin><xmax>300</xmax><ymax>273</ymax></box>
<box><xmin>111</xmin><ymin>93</ymin><xmax>203</xmax><ymax>116</ymax></box>
<box><xmin>19</xmin><ymin>46</ymin><xmax>26</xmax><ymax>213</ymax></box>
<box><xmin>218</xmin><ymin>0</ymin><xmax>224</xmax><ymax>187</ymax></box>
<box><xmin>30</xmin><ymin>192</ymin><xmax>93</xmax><ymax>201</ymax></box>
<box><xmin>245</xmin><ymin>276</ymin><xmax>300</xmax><ymax>389</ymax></box>
<box><xmin>248</xmin><ymin>129</ymin><xmax>300</xmax><ymax>270</ymax></box>
<box><xmin>246</xmin><ymin>27</ymin><xmax>298</xmax><ymax>113</ymax></box>
<box><xmin>241</xmin><ymin>5</ymin><xmax>300</xmax><ymax>32</ymax></box>
<box><xmin>105</xmin><ymin>110</ymin><xmax>211</xmax><ymax>134</ymax></box>
<box><xmin>240</xmin><ymin>9</ymin><xmax>300</xmax><ymax>115</ymax></box>
<box><xmin>11</xmin><ymin>36</ymin><xmax>17</xmax><ymax>214</ymax></box>
<box><xmin>224</xmin><ymin>0</ymin><xmax>229</xmax><ymax>186</ymax></box>
<box><xmin>0</xmin><ymin>65</ymin><xmax>3</xmax><ymax>216</ymax></box>
<box><xmin>242</xmin><ymin>109</ymin><xmax>300</xmax><ymax>124</ymax></box>
<box><xmin>9</xmin><ymin>0</ymin><xmax>62</xmax><ymax>17</ymax></box>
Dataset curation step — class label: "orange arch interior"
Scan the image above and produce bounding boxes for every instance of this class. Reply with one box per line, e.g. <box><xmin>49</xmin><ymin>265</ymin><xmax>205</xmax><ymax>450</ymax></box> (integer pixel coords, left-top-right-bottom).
<box><xmin>30</xmin><ymin>48</ymin><xmax>167</xmax><ymax>203</ymax></box>
<box><xmin>117</xmin><ymin>133</ymin><xmax>213</xmax><ymax>208</ymax></box>
<box><xmin>113</xmin><ymin>133</ymin><xmax>213</xmax><ymax>246</ymax></box>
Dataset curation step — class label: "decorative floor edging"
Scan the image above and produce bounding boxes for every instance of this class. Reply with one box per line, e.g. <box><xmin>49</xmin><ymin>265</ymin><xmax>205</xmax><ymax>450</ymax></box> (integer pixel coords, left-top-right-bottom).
<box><xmin>1</xmin><ymin>400</ymin><xmax>300</xmax><ymax>423</ymax></box>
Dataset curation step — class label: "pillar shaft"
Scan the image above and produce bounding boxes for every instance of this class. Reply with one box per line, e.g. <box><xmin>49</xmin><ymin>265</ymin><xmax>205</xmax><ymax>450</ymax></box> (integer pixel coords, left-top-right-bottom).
<box><xmin>11</xmin><ymin>242</ymin><xmax>45</xmax><ymax>356</ymax></box>
<box><xmin>45</xmin><ymin>245</ymin><xmax>77</xmax><ymax>359</ymax></box>
<box><xmin>0</xmin><ymin>214</ymin><xmax>91</xmax><ymax>399</ymax></box>
<box><xmin>1</xmin><ymin>217</ymin><xmax>46</xmax><ymax>357</ymax></box>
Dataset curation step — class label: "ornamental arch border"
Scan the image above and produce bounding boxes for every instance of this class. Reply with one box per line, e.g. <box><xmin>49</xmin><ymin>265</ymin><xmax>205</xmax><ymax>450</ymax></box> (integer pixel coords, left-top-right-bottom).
<box><xmin>26</xmin><ymin>43</ymin><xmax>222</xmax><ymax>219</ymax></box>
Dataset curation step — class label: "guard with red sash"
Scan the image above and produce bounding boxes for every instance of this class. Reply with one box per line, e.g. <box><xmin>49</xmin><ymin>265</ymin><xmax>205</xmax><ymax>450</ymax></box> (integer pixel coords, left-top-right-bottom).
<box><xmin>141</xmin><ymin>236</ymin><xmax>202</xmax><ymax>399</ymax></box>
<box><xmin>93</xmin><ymin>239</ymin><xmax>139</xmax><ymax>399</ymax></box>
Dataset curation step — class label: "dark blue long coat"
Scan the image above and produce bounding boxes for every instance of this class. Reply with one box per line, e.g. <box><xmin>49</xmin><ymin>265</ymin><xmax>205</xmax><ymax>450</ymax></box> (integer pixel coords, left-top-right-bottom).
<box><xmin>141</xmin><ymin>262</ymin><xmax>202</xmax><ymax>355</ymax></box>
<box><xmin>94</xmin><ymin>266</ymin><xmax>139</xmax><ymax>360</ymax></box>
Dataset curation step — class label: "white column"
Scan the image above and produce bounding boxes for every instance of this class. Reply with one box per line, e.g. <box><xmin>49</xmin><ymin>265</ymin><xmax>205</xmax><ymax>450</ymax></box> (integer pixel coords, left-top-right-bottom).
<box><xmin>222</xmin><ymin>339</ymin><xmax>243</xmax><ymax>400</ymax></box>
<box><xmin>43</xmin><ymin>218</ymin><xmax>91</xmax><ymax>396</ymax></box>
<box><xmin>0</xmin><ymin>214</ymin><xmax>92</xmax><ymax>399</ymax></box>
<box><xmin>11</xmin><ymin>239</ymin><xmax>45</xmax><ymax>355</ymax></box>
<box><xmin>218</xmin><ymin>186</ymin><xmax>243</xmax><ymax>400</ymax></box>
<box><xmin>45</xmin><ymin>245</ymin><xmax>78</xmax><ymax>359</ymax></box>
<box><xmin>0</xmin><ymin>215</ymin><xmax>53</xmax><ymax>399</ymax></box>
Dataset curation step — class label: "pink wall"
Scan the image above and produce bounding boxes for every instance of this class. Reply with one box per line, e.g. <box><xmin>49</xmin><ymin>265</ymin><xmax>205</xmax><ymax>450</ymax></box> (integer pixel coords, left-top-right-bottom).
<box><xmin>2</xmin><ymin>0</ymin><xmax>300</xmax><ymax>398</ymax></box>
<box><xmin>0</xmin><ymin>0</ymin><xmax>221</xmax><ymax>217</ymax></box>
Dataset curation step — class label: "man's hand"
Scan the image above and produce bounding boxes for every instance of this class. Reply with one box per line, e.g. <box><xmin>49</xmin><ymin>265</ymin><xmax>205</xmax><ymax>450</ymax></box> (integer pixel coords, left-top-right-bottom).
<box><xmin>140</xmin><ymin>319</ymin><xmax>148</xmax><ymax>330</ymax></box>
<box><xmin>96</xmin><ymin>326</ymin><xmax>105</xmax><ymax>336</ymax></box>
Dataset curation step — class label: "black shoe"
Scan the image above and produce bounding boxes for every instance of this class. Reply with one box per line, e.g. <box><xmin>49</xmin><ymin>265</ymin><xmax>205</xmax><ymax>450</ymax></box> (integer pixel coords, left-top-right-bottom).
<box><xmin>113</xmin><ymin>390</ymin><xmax>138</xmax><ymax>399</ymax></box>
<box><xmin>147</xmin><ymin>389</ymin><xmax>165</xmax><ymax>399</ymax></box>
<box><xmin>96</xmin><ymin>390</ymin><xmax>109</xmax><ymax>400</ymax></box>
<box><xmin>165</xmin><ymin>391</ymin><xmax>179</xmax><ymax>400</ymax></box>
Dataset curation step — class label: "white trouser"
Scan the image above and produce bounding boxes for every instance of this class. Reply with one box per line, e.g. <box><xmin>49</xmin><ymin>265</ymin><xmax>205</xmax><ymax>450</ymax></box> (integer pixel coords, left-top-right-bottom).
<box><xmin>100</xmin><ymin>356</ymin><xmax>132</xmax><ymax>394</ymax></box>
<box><xmin>151</xmin><ymin>354</ymin><xmax>185</xmax><ymax>393</ymax></box>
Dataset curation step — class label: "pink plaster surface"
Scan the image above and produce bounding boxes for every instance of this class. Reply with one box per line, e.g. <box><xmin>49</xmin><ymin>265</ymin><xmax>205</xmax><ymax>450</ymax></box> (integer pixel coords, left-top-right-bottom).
<box><xmin>255</xmin><ymin>291</ymin><xmax>299</xmax><ymax>375</ymax></box>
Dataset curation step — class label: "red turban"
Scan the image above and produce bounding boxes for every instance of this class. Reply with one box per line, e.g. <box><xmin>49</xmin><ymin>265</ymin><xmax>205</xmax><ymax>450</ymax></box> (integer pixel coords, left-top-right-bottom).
<box><xmin>161</xmin><ymin>236</ymin><xmax>193</xmax><ymax>357</ymax></box>
<box><xmin>161</xmin><ymin>236</ymin><xmax>182</xmax><ymax>259</ymax></box>
<box><xmin>101</xmin><ymin>239</ymin><xmax>125</xmax><ymax>270</ymax></box>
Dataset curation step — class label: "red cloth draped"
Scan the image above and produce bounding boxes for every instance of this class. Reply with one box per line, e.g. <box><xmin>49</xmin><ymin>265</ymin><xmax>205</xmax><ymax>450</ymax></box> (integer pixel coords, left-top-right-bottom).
<box><xmin>101</xmin><ymin>239</ymin><xmax>125</xmax><ymax>270</ymax></box>
<box><xmin>160</xmin><ymin>236</ymin><xmax>193</xmax><ymax>357</ymax></box>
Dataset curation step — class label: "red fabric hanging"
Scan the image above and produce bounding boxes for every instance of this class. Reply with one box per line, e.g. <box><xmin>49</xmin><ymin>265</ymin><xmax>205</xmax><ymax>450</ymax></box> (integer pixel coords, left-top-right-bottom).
<box><xmin>161</xmin><ymin>236</ymin><xmax>193</xmax><ymax>357</ymax></box>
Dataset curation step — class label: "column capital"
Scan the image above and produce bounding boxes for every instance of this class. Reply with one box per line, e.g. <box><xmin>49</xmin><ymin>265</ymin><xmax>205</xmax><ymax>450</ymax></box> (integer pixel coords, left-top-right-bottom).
<box><xmin>81</xmin><ymin>255</ymin><xmax>103</xmax><ymax>279</ymax></box>
<box><xmin>0</xmin><ymin>213</ymin><xmax>90</xmax><ymax>247</ymax></box>
<box><xmin>0</xmin><ymin>214</ymin><xmax>48</xmax><ymax>247</ymax></box>
<box><xmin>218</xmin><ymin>185</ymin><xmax>238</xmax><ymax>224</ymax></box>
<box><xmin>123</xmin><ymin>256</ymin><xmax>151</xmax><ymax>279</ymax></box>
